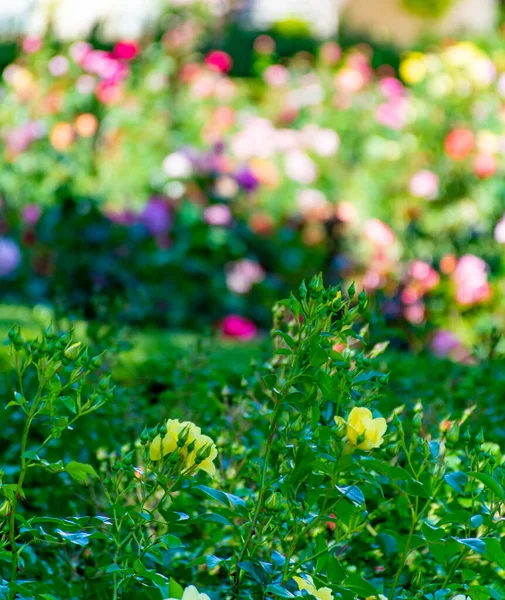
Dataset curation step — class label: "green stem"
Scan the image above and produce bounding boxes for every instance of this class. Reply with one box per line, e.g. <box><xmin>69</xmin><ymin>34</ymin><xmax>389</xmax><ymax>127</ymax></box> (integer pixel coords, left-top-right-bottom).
<box><xmin>231</xmin><ymin>401</ymin><xmax>283</xmax><ymax>599</ymax></box>
<box><xmin>9</xmin><ymin>388</ymin><xmax>44</xmax><ymax>599</ymax></box>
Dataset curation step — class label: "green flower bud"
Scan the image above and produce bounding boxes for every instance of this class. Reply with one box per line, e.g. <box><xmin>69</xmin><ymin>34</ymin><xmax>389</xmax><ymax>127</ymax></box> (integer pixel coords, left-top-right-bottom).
<box><xmin>159</xmin><ymin>422</ymin><xmax>168</xmax><ymax>438</ymax></box>
<box><xmin>264</xmin><ymin>492</ymin><xmax>282</xmax><ymax>513</ymax></box>
<box><xmin>412</xmin><ymin>413</ymin><xmax>423</xmax><ymax>432</ymax></box>
<box><xmin>0</xmin><ymin>499</ymin><xmax>11</xmax><ymax>518</ymax></box>
<box><xmin>291</xmin><ymin>414</ymin><xmax>306</xmax><ymax>434</ymax></box>
<box><xmin>445</xmin><ymin>422</ymin><xmax>460</xmax><ymax>448</ymax></box>
<box><xmin>64</xmin><ymin>342</ymin><xmax>82</xmax><ymax>361</ymax></box>
<box><xmin>299</xmin><ymin>280</ymin><xmax>308</xmax><ymax>300</ymax></box>
<box><xmin>140</xmin><ymin>427</ymin><xmax>149</xmax><ymax>446</ymax></box>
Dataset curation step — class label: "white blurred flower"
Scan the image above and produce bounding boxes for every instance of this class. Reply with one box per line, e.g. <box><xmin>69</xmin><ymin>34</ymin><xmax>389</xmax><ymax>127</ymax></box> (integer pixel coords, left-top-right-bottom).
<box><xmin>162</xmin><ymin>152</ymin><xmax>192</xmax><ymax>179</ymax></box>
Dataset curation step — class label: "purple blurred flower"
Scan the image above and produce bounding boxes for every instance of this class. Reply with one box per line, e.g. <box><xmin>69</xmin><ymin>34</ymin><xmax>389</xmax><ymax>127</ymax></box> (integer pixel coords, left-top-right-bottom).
<box><xmin>140</xmin><ymin>197</ymin><xmax>172</xmax><ymax>236</ymax></box>
<box><xmin>0</xmin><ymin>239</ymin><xmax>21</xmax><ymax>276</ymax></box>
<box><xmin>235</xmin><ymin>168</ymin><xmax>259</xmax><ymax>192</ymax></box>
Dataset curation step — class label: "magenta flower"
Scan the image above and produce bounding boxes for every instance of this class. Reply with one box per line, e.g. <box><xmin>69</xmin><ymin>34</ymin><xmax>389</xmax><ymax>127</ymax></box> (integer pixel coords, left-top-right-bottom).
<box><xmin>220</xmin><ymin>315</ymin><xmax>257</xmax><ymax>340</ymax></box>
<box><xmin>431</xmin><ymin>330</ymin><xmax>462</xmax><ymax>357</ymax></box>
<box><xmin>113</xmin><ymin>41</ymin><xmax>139</xmax><ymax>61</ymax></box>
<box><xmin>205</xmin><ymin>50</ymin><xmax>233</xmax><ymax>74</ymax></box>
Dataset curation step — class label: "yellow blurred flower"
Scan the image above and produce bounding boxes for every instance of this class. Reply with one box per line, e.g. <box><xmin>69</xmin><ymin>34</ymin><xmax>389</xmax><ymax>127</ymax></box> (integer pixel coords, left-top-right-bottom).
<box><xmin>293</xmin><ymin>575</ymin><xmax>333</xmax><ymax>600</ymax></box>
<box><xmin>400</xmin><ymin>52</ymin><xmax>428</xmax><ymax>85</ymax></box>
<box><xmin>149</xmin><ymin>419</ymin><xmax>217</xmax><ymax>476</ymax></box>
<box><xmin>345</xmin><ymin>407</ymin><xmax>387</xmax><ymax>450</ymax></box>
<box><xmin>365</xmin><ymin>595</ymin><xmax>388</xmax><ymax>600</ymax></box>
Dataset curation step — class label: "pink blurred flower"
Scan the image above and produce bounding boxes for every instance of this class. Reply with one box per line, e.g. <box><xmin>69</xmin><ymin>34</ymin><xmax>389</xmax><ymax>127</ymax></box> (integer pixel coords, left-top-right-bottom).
<box><xmin>473</xmin><ymin>153</ymin><xmax>496</xmax><ymax>179</ymax></box>
<box><xmin>48</xmin><ymin>55</ymin><xmax>69</xmax><ymax>77</ymax></box>
<box><xmin>431</xmin><ymin>330</ymin><xmax>462</xmax><ymax>357</ymax></box>
<box><xmin>379</xmin><ymin>77</ymin><xmax>404</xmax><ymax>99</ymax></box>
<box><xmin>204</xmin><ymin>204</ymin><xmax>232</xmax><ymax>227</ymax></box>
<box><xmin>23</xmin><ymin>205</ymin><xmax>41</xmax><ymax>226</ymax></box>
<box><xmin>76</xmin><ymin>74</ymin><xmax>96</xmax><ymax>94</ymax></box>
<box><xmin>284</xmin><ymin>150</ymin><xmax>318</xmax><ymax>185</ymax></box>
<box><xmin>375</xmin><ymin>98</ymin><xmax>408</xmax><ymax>130</ymax></box>
<box><xmin>409</xmin><ymin>260</ymin><xmax>440</xmax><ymax>290</ymax></box>
<box><xmin>409</xmin><ymin>170</ymin><xmax>439</xmax><ymax>200</ymax></box>
<box><xmin>453</xmin><ymin>254</ymin><xmax>492</xmax><ymax>306</ymax></box>
<box><xmin>494</xmin><ymin>214</ymin><xmax>505</xmax><ymax>243</ymax></box>
<box><xmin>205</xmin><ymin>50</ymin><xmax>233</xmax><ymax>73</ymax></box>
<box><xmin>226</xmin><ymin>259</ymin><xmax>265</xmax><ymax>294</ymax></box>
<box><xmin>220</xmin><ymin>315</ymin><xmax>257</xmax><ymax>340</ymax></box>
<box><xmin>363</xmin><ymin>219</ymin><xmax>395</xmax><ymax>248</ymax></box>
<box><xmin>263</xmin><ymin>64</ymin><xmax>289</xmax><ymax>87</ymax></box>
<box><xmin>113</xmin><ymin>40</ymin><xmax>139</xmax><ymax>60</ymax></box>
<box><xmin>320</xmin><ymin>42</ymin><xmax>341</xmax><ymax>66</ymax></box>
<box><xmin>404</xmin><ymin>302</ymin><xmax>425</xmax><ymax>324</ymax></box>
<box><xmin>70</xmin><ymin>41</ymin><xmax>93</xmax><ymax>64</ymax></box>
<box><xmin>22</xmin><ymin>37</ymin><xmax>42</xmax><ymax>54</ymax></box>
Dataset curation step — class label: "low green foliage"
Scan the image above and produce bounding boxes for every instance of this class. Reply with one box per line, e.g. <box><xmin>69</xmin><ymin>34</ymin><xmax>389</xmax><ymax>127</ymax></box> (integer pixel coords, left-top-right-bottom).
<box><xmin>1</xmin><ymin>277</ymin><xmax>505</xmax><ymax>599</ymax></box>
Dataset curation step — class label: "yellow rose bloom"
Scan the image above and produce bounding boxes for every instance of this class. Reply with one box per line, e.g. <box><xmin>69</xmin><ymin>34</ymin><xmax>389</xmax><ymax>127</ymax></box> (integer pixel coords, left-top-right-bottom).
<box><xmin>400</xmin><ymin>52</ymin><xmax>428</xmax><ymax>85</ymax></box>
<box><xmin>293</xmin><ymin>575</ymin><xmax>333</xmax><ymax>600</ymax></box>
<box><xmin>149</xmin><ymin>419</ymin><xmax>217</xmax><ymax>476</ymax></box>
<box><xmin>184</xmin><ymin>433</ymin><xmax>218</xmax><ymax>477</ymax></box>
<box><xmin>346</xmin><ymin>407</ymin><xmax>387</xmax><ymax>450</ymax></box>
<box><xmin>165</xmin><ymin>585</ymin><xmax>211</xmax><ymax>600</ymax></box>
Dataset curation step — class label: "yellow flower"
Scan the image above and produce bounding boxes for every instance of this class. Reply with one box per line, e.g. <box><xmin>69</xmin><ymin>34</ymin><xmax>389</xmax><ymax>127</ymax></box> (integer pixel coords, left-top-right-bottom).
<box><xmin>293</xmin><ymin>575</ymin><xmax>333</xmax><ymax>600</ymax></box>
<box><xmin>149</xmin><ymin>419</ymin><xmax>217</xmax><ymax>476</ymax></box>
<box><xmin>399</xmin><ymin>52</ymin><xmax>428</xmax><ymax>85</ymax></box>
<box><xmin>345</xmin><ymin>407</ymin><xmax>387</xmax><ymax>450</ymax></box>
<box><xmin>165</xmin><ymin>585</ymin><xmax>211</xmax><ymax>600</ymax></box>
<box><xmin>365</xmin><ymin>595</ymin><xmax>388</xmax><ymax>600</ymax></box>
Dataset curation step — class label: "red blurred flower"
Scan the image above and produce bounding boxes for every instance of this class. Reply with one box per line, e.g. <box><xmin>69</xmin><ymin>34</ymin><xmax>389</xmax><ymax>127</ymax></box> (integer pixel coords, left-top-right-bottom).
<box><xmin>444</xmin><ymin>128</ymin><xmax>474</xmax><ymax>160</ymax></box>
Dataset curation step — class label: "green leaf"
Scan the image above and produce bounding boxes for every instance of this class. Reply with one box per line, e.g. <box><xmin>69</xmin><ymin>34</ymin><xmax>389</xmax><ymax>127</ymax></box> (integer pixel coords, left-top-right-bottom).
<box><xmin>266</xmin><ymin>584</ymin><xmax>295</xmax><ymax>598</ymax></box>
<box><xmin>485</xmin><ymin>538</ymin><xmax>505</xmax><ymax>569</ymax></box>
<box><xmin>55</xmin><ymin>529</ymin><xmax>91</xmax><ymax>547</ymax></box>
<box><xmin>168</xmin><ymin>579</ymin><xmax>184</xmax><ymax>599</ymax></box>
<box><xmin>467</xmin><ymin>472</ymin><xmax>505</xmax><ymax>500</ymax></box>
<box><xmin>444</xmin><ymin>471</ymin><xmax>468</xmax><ymax>494</ymax></box>
<box><xmin>65</xmin><ymin>461</ymin><xmax>98</xmax><ymax>484</ymax></box>
<box><xmin>335</xmin><ymin>484</ymin><xmax>365</xmax><ymax>507</ymax></box>
<box><xmin>455</xmin><ymin>537</ymin><xmax>486</xmax><ymax>555</ymax></box>
<box><xmin>194</xmin><ymin>484</ymin><xmax>246</xmax><ymax>509</ymax></box>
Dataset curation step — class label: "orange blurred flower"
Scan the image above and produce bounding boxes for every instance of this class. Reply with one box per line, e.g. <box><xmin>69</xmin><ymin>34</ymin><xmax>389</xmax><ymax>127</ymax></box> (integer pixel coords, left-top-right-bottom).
<box><xmin>50</xmin><ymin>122</ymin><xmax>74</xmax><ymax>151</ymax></box>
<box><xmin>74</xmin><ymin>113</ymin><xmax>98</xmax><ymax>137</ymax></box>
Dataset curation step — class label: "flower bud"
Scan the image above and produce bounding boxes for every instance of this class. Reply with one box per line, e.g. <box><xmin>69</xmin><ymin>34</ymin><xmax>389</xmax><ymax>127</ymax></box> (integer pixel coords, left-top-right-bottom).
<box><xmin>64</xmin><ymin>342</ymin><xmax>82</xmax><ymax>361</ymax></box>
<box><xmin>334</xmin><ymin>416</ymin><xmax>347</xmax><ymax>438</ymax></box>
<box><xmin>140</xmin><ymin>427</ymin><xmax>149</xmax><ymax>446</ymax></box>
<box><xmin>0</xmin><ymin>499</ymin><xmax>11</xmax><ymax>518</ymax></box>
<box><xmin>412</xmin><ymin>413</ymin><xmax>423</xmax><ymax>432</ymax></box>
<box><xmin>291</xmin><ymin>414</ymin><xmax>305</xmax><ymax>434</ymax></box>
<box><xmin>299</xmin><ymin>280</ymin><xmax>308</xmax><ymax>300</ymax></box>
<box><xmin>159</xmin><ymin>422</ymin><xmax>168</xmax><ymax>439</ymax></box>
<box><xmin>264</xmin><ymin>492</ymin><xmax>282</xmax><ymax>513</ymax></box>
<box><xmin>445</xmin><ymin>422</ymin><xmax>460</xmax><ymax>448</ymax></box>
